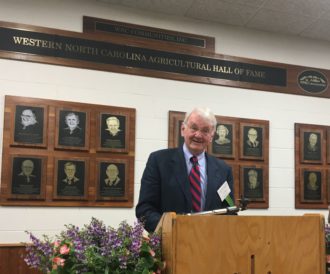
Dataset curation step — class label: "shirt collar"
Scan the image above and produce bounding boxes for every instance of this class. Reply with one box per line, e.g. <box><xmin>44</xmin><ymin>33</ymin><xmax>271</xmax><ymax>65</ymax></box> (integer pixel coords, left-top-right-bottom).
<box><xmin>183</xmin><ymin>143</ymin><xmax>205</xmax><ymax>163</ymax></box>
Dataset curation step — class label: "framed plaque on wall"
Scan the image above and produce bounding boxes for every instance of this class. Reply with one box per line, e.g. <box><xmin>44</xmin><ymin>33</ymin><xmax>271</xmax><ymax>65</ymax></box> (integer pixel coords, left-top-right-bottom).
<box><xmin>8</xmin><ymin>154</ymin><xmax>47</xmax><ymax>200</ymax></box>
<box><xmin>96</xmin><ymin>112</ymin><xmax>130</xmax><ymax>153</ymax></box>
<box><xmin>11</xmin><ymin>104</ymin><xmax>48</xmax><ymax>148</ymax></box>
<box><xmin>168</xmin><ymin>110</ymin><xmax>270</xmax><ymax>209</ymax></box>
<box><xmin>54</xmin><ymin>158</ymin><xmax>88</xmax><ymax>200</ymax></box>
<box><xmin>209</xmin><ymin>118</ymin><xmax>236</xmax><ymax>159</ymax></box>
<box><xmin>295</xmin><ymin>123</ymin><xmax>329</xmax><ymax>209</ymax></box>
<box><xmin>96</xmin><ymin>158</ymin><xmax>130</xmax><ymax>201</ymax></box>
<box><xmin>0</xmin><ymin>95</ymin><xmax>136</xmax><ymax>208</ymax></box>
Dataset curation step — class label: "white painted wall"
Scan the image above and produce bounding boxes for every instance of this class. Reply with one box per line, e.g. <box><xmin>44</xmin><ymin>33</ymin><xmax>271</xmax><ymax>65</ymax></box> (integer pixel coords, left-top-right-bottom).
<box><xmin>0</xmin><ymin>0</ymin><xmax>329</xmax><ymax>243</ymax></box>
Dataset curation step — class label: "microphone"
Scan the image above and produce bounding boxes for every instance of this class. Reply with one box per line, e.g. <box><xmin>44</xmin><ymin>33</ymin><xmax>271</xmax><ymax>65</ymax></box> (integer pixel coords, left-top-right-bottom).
<box><xmin>186</xmin><ymin>195</ymin><xmax>250</xmax><ymax>216</ymax></box>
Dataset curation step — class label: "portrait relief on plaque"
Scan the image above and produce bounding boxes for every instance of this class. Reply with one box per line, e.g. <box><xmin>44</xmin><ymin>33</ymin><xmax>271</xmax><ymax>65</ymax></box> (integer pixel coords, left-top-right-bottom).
<box><xmin>210</xmin><ymin>122</ymin><xmax>235</xmax><ymax>158</ymax></box>
<box><xmin>9</xmin><ymin>155</ymin><xmax>46</xmax><ymax>199</ymax></box>
<box><xmin>56</xmin><ymin>109</ymin><xmax>89</xmax><ymax>150</ymax></box>
<box><xmin>302</xmin><ymin>131</ymin><xmax>322</xmax><ymax>162</ymax></box>
<box><xmin>13</xmin><ymin>105</ymin><xmax>46</xmax><ymax>146</ymax></box>
<box><xmin>295</xmin><ymin>123</ymin><xmax>328</xmax><ymax>209</ymax></box>
<box><xmin>2</xmin><ymin>95</ymin><xmax>136</xmax><ymax>207</ymax></box>
<box><xmin>301</xmin><ymin>169</ymin><xmax>323</xmax><ymax>202</ymax></box>
<box><xmin>240</xmin><ymin>123</ymin><xmax>265</xmax><ymax>160</ymax></box>
<box><xmin>240</xmin><ymin>166</ymin><xmax>264</xmax><ymax>201</ymax></box>
<box><xmin>97</xmin><ymin>159</ymin><xmax>128</xmax><ymax>201</ymax></box>
<box><xmin>55</xmin><ymin>159</ymin><xmax>87</xmax><ymax>199</ymax></box>
<box><xmin>98</xmin><ymin>113</ymin><xmax>128</xmax><ymax>152</ymax></box>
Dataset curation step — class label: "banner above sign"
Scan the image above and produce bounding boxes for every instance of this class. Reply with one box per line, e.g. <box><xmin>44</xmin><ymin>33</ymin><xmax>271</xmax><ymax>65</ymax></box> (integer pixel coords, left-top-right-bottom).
<box><xmin>0</xmin><ymin>21</ymin><xmax>329</xmax><ymax>98</ymax></box>
<box><xmin>83</xmin><ymin>16</ymin><xmax>215</xmax><ymax>51</ymax></box>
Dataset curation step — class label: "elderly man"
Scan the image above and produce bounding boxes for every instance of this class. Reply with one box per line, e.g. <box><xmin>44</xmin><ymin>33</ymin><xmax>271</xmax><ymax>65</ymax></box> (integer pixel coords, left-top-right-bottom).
<box><xmin>106</xmin><ymin>116</ymin><xmax>121</xmax><ymax>136</ymax></box>
<box><xmin>246</xmin><ymin>127</ymin><xmax>259</xmax><ymax>148</ymax></box>
<box><xmin>307</xmin><ymin>133</ymin><xmax>318</xmax><ymax>152</ymax></box>
<box><xmin>215</xmin><ymin>124</ymin><xmax>231</xmax><ymax>145</ymax></box>
<box><xmin>63</xmin><ymin>112</ymin><xmax>82</xmax><ymax>136</ymax></box>
<box><xmin>104</xmin><ymin>164</ymin><xmax>121</xmax><ymax>186</ymax></box>
<box><xmin>62</xmin><ymin>162</ymin><xmax>79</xmax><ymax>185</ymax></box>
<box><xmin>21</xmin><ymin>109</ymin><xmax>38</xmax><ymax>130</ymax></box>
<box><xmin>17</xmin><ymin>159</ymin><xmax>36</xmax><ymax>184</ymax></box>
<box><xmin>136</xmin><ymin>107</ymin><xmax>235</xmax><ymax>232</ymax></box>
<box><xmin>247</xmin><ymin>169</ymin><xmax>259</xmax><ymax>190</ymax></box>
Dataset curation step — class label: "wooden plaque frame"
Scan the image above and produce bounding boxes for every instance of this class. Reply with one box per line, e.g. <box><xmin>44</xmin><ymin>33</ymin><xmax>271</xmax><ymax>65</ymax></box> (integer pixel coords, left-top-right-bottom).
<box><xmin>295</xmin><ymin>123</ymin><xmax>329</xmax><ymax>209</ymax></box>
<box><xmin>299</xmin><ymin>168</ymin><xmax>325</xmax><ymax>203</ymax></box>
<box><xmin>83</xmin><ymin>16</ymin><xmax>215</xmax><ymax>53</ymax></box>
<box><xmin>239</xmin><ymin>165</ymin><xmax>268</xmax><ymax>206</ymax></box>
<box><xmin>96</xmin><ymin>111</ymin><xmax>130</xmax><ymax>154</ymax></box>
<box><xmin>0</xmin><ymin>95</ymin><xmax>136</xmax><ymax>207</ymax></box>
<box><xmin>168</xmin><ymin>110</ymin><xmax>269</xmax><ymax>209</ymax></box>
<box><xmin>1</xmin><ymin>21</ymin><xmax>330</xmax><ymax>99</ymax></box>
<box><xmin>8</xmin><ymin>154</ymin><xmax>47</xmax><ymax>201</ymax></box>
<box><xmin>168</xmin><ymin>111</ymin><xmax>185</xmax><ymax>149</ymax></box>
<box><xmin>327</xmin><ymin>129</ymin><xmax>330</xmax><ymax>164</ymax></box>
<box><xmin>300</xmin><ymin>127</ymin><xmax>324</xmax><ymax>164</ymax></box>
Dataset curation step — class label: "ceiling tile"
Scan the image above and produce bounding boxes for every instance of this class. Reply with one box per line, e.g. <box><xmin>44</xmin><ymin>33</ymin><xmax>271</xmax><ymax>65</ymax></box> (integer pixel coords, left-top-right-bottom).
<box><xmin>186</xmin><ymin>0</ymin><xmax>258</xmax><ymax>26</ymax></box>
<box><xmin>95</xmin><ymin>0</ymin><xmax>330</xmax><ymax>44</ymax></box>
<box><xmin>262</xmin><ymin>0</ymin><xmax>330</xmax><ymax>17</ymax></box>
<box><xmin>247</xmin><ymin>8</ymin><xmax>313</xmax><ymax>35</ymax></box>
<box><xmin>300</xmin><ymin>17</ymin><xmax>330</xmax><ymax>42</ymax></box>
<box><xmin>98</xmin><ymin>0</ymin><xmax>194</xmax><ymax>16</ymax></box>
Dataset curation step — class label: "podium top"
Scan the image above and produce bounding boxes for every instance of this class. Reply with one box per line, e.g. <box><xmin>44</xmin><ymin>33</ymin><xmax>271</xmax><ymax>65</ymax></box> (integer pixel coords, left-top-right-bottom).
<box><xmin>157</xmin><ymin>212</ymin><xmax>325</xmax><ymax>274</ymax></box>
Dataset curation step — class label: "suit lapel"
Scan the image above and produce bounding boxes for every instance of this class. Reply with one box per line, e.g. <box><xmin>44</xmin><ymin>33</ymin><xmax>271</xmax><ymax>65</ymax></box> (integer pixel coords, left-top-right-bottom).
<box><xmin>171</xmin><ymin>148</ymin><xmax>192</xmax><ymax>209</ymax></box>
<box><xmin>205</xmin><ymin>154</ymin><xmax>221</xmax><ymax>210</ymax></box>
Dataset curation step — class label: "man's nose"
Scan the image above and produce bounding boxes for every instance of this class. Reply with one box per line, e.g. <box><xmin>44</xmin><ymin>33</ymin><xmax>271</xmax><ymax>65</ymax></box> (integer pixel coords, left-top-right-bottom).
<box><xmin>194</xmin><ymin>130</ymin><xmax>204</xmax><ymax>137</ymax></box>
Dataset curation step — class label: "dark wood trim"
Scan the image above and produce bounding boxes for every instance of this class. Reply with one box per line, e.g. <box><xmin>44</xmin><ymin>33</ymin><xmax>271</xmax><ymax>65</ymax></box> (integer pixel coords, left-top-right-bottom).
<box><xmin>83</xmin><ymin>16</ymin><xmax>215</xmax><ymax>52</ymax></box>
<box><xmin>0</xmin><ymin>95</ymin><xmax>135</xmax><ymax>207</ymax></box>
<box><xmin>295</xmin><ymin>123</ymin><xmax>329</xmax><ymax>209</ymax></box>
<box><xmin>0</xmin><ymin>21</ymin><xmax>330</xmax><ymax>98</ymax></box>
<box><xmin>0</xmin><ymin>244</ymin><xmax>41</xmax><ymax>274</ymax></box>
<box><xmin>168</xmin><ymin>111</ymin><xmax>269</xmax><ymax>209</ymax></box>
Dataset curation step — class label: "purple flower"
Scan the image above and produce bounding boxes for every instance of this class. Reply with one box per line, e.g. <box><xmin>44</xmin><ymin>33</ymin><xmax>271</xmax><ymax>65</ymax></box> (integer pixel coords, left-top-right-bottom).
<box><xmin>24</xmin><ymin>218</ymin><xmax>164</xmax><ymax>273</ymax></box>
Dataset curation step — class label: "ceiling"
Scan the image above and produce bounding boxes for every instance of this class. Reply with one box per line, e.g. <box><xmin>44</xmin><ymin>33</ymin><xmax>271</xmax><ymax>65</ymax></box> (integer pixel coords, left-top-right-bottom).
<box><xmin>98</xmin><ymin>0</ymin><xmax>330</xmax><ymax>43</ymax></box>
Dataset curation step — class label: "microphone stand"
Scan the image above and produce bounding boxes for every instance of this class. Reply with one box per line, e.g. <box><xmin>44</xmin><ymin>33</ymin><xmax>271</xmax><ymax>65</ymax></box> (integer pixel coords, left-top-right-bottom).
<box><xmin>186</xmin><ymin>196</ymin><xmax>249</xmax><ymax>216</ymax></box>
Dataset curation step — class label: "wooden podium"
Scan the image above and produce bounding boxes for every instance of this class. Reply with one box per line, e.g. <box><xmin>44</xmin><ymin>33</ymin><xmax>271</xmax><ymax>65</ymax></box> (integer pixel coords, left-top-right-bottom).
<box><xmin>156</xmin><ymin>213</ymin><xmax>325</xmax><ymax>274</ymax></box>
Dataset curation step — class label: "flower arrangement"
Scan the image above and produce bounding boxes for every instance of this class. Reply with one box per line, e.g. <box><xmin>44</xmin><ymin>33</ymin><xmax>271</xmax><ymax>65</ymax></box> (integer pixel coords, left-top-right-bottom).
<box><xmin>24</xmin><ymin>217</ymin><xmax>165</xmax><ymax>274</ymax></box>
<box><xmin>326</xmin><ymin>223</ymin><xmax>330</xmax><ymax>248</ymax></box>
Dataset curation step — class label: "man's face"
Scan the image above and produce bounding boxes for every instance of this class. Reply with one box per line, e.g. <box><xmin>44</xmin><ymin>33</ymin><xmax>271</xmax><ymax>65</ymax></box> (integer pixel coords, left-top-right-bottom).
<box><xmin>248</xmin><ymin>174</ymin><xmax>257</xmax><ymax>188</ymax></box>
<box><xmin>248</xmin><ymin>129</ymin><xmax>258</xmax><ymax>143</ymax></box>
<box><xmin>22</xmin><ymin>160</ymin><xmax>34</xmax><ymax>176</ymax></box>
<box><xmin>106</xmin><ymin>165</ymin><xmax>119</xmax><ymax>180</ymax></box>
<box><xmin>21</xmin><ymin>109</ymin><xmax>36</xmax><ymax>127</ymax></box>
<box><xmin>217</xmin><ymin>126</ymin><xmax>227</xmax><ymax>139</ymax></box>
<box><xmin>309</xmin><ymin>173</ymin><xmax>317</xmax><ymax>184</ymax></box>
<box><xmin>66</xmin><ymin>115</ymin><xmax>78</xmax><ymax>129</ymax></box>
<box><xmin>64</xmin><ymin>165</ymin><xmax>76</xmax><ymax>179</ymax></box>
<box><xmin>309</xmin><ymin>134</ymin><xmax>318</xmax><ymax>146</ymax></box>
<box><xmin>181</xmin><ymin>112</ymin><xmax>214</xmax><ymax>155</ymax></box>
<box><xmin>107</xmin><ymin>119</ymin><xmax>120</xmax><ymax>135</ymax></box>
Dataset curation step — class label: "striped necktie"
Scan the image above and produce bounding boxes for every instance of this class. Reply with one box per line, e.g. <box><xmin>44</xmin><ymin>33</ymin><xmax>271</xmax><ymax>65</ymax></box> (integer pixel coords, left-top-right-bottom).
<box><xmin>189</xmin><ymin>156</ymin><xmax>201</xmax><ymax>212</ymax></box>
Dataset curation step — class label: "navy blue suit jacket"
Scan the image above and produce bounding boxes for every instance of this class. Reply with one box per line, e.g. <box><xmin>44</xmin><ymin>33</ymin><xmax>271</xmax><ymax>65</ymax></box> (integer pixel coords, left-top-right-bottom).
<box><xmin>136</xmin><ymin>147</ymin><xmax>234</xmax><ymax>232</ymax></box>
